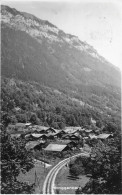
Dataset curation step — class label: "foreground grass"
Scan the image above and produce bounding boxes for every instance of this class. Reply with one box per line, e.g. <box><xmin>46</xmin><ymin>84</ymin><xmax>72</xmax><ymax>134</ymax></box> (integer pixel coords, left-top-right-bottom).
<box><xmin>17</xmin><ymin>161</ymin><xmax>47</xmax><ymax>193</ymax></box>
<box><xmin>17</xmin><ymin>157</ymin><xmax>62</xmax><ymax>194</ymax></box>
<box><xmin>55</xmin><ymin>165</ymin><xmax>89</xmax><ymax>194</ymax></box>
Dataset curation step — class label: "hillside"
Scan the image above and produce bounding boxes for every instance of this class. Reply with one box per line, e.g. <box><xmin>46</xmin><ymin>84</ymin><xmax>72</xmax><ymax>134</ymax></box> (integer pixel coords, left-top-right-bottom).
<box><xmin>1</xmin><ymin>5</ymin><xmax>121</xmax><ymax>129</ymax></box>
<box><xmin>1</xmin><ymin>5</ymin><xmax>121</xmax><ymax>89</ymax></box>
<box><xmin>1</xmin><ymin>77</ymin><xmax>121</xmax><ymax>131</ymax></box>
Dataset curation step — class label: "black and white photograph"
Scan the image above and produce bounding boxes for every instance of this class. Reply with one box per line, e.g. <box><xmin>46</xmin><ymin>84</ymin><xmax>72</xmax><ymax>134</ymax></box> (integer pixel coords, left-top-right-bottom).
<box><xmin>1</xmin><ymin>0</ymin><xmax>122</xmax><ymax>194</ymax></box>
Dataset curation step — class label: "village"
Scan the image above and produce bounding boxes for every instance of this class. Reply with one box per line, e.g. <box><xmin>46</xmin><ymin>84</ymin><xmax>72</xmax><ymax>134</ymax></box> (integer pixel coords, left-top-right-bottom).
<box><xmin>7</xmin><ymin>118</ymin><xmax>113</xmax><ymax>165</ymax></box>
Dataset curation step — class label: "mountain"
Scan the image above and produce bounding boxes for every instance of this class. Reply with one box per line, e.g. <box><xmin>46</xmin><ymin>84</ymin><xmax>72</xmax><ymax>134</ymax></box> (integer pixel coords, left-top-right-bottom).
<box><xmin>1</xmin><ymin>5</ymin><xmax>121</xmax><ymax>127</ymax></box>
<box><xmin>1</xmin><ymin>5</ymin><xmax>121</xmax><ymax>89</ymax></box>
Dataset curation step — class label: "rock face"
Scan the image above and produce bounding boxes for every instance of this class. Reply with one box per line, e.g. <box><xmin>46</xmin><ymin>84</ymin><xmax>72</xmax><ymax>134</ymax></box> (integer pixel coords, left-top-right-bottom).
<box><xmin>1</xmin><ymin>5</ymin><xmax>121</xmax><ymax>91</ymax></box>
<box><xmin>1</xmin><ymin>5</ymin><xmax>111</xmax><ymax>61</ymax></box>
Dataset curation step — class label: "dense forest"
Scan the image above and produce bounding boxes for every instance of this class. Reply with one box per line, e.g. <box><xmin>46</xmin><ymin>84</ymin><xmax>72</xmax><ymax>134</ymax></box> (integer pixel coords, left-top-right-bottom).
<box><xmin>1</xmin><ymin>77</ymin><xmax>121</xmax><ymax>132</ymax></box>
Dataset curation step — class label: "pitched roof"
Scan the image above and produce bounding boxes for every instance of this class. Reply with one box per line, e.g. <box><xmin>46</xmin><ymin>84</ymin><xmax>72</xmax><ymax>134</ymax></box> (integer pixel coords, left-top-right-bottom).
<box><xmin>65</xmin><ymin>126</ymin><xmax>81</xmax><ymax>130</ymax></box>
<box><xmin>31</xmin><ymin>133</ymin><xmax>43</xmax><ymax>138</ymax></box>
<box><xmin>25</xmin><ymin>141</ymin><xmax>40</xmax><ymax>150</ymax></box>
<box><xmin>25</xmin><ymin>123</ymin><xmax>31</xmax><ymax>126</ymax></box>
<box><xmin>15</xmin><ymin>123</ymin><xmax>26</xmax><ymax>127</ymax></box>
<box><xmin>64</xmin><ymin>126</ymin><xmax>81</xmax><ymax>133</ymax></box>
<box><xmin>46</xmin><ymin>127</ymin><xmax>57</xmax><ymax>133</ymax></box>
<box><xmin>37</xmin><ymin>126</ymin><xmax>49</xmax><ymax>130</ymax></box>
<box><xmin>89</xmin><ymin>134</ymin><xmax>97</xmax><ymax>139</ymax></box>
<box><xmin>64</xmin><ymin>129</ymin><xmax>77</xmax><ymax>134</ymax></box>
<box><xmin>44</xmin><ymin>144</ymin><xmax>67</xmax><ymax>152</ymax></box>
<box><xmin>25</xmin><ymin>141</ymin><xmax>44</xmax><ymax>150</ymax></box>
<box><xmin>11</xmin><ymin>134</ymin><xmax>21</xmax><ymax>138</ymax></box>
<box><xmin>97</xmin><ymin>134</ymin><xmax>112</xmax><ymax>139</ymax></box>
<box><xmin>84</xmin><ymin>129</ymin><xmax>93</xmax><ymax>133</ymax></box>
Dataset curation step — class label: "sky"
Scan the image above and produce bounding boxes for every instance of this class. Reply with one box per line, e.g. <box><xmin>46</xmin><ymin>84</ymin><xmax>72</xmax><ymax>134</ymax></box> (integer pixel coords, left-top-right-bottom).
<box><xmin>2</xmin><ymin>0</ymin><xmax>122</xmax><ymax>71</ymax></box>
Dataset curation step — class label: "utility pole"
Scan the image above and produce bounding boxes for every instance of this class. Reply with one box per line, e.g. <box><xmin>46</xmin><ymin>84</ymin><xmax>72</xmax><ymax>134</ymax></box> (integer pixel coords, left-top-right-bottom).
<box><xmin>35</xmin><ymin>170</ymin><xmax>37</xmax><ymax>186</ymax></box>
<box><xmin>43</xmin><ymin>149</ymin><xmax>45</xmax><ymax>173</ymax></box>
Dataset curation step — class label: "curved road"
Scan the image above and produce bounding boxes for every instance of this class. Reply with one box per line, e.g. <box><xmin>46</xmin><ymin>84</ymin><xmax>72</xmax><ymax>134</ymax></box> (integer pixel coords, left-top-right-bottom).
<box><xmin>43</xmin><ymin>152</ymin><xmax>90</xmax><ymax>194</ymax></box>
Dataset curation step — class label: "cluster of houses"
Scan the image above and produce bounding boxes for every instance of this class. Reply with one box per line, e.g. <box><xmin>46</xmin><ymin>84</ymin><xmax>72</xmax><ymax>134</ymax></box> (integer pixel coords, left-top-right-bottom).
<box><xmin>7</xmin><ymin>123</ymin><xmax>113</xmax><ymax>157</ymax></box>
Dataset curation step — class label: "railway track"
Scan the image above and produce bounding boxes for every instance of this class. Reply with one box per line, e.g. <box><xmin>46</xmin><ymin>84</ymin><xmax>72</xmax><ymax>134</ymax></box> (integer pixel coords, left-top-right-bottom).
<box><xmin>43</xmin><ymin>152</ymin><xmax>89</xmax><ymax>194</ymax></box>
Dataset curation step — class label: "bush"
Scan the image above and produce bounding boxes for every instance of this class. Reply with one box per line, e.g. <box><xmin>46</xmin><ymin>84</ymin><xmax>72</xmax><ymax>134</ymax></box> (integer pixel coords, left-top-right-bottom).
<box><xmin>69</xmin><ymin>162</ymin><xmax>85</xmax><ymax>176</ymax></box>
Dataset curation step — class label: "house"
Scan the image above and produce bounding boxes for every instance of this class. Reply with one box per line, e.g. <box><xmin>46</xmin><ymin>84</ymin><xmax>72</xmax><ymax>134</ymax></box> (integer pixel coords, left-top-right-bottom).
<box><xmin>38</xmin><ymin>126</ymin><xmax>49</xmax><ymax>130</ymax></box>
<box><xmin>44</xmin><ymin>143</ymin><xmax>69</xmax><ymax>152</ymax></box>
<box><xmin>15</xmin><ymin>123</ymin><xmax>26</xmax><ymax>131</ymax></box>
<box><xmin>46</xmin><ymin>127</ymin><xmax>57</xmax><ymax>134</ymax></box>
<box><xmin>40</xmin><ymin>134</ymin><xmax>48</xmax><ymax>141</ymax></box>
<box><xmin>69</xmin><ymin>134</ymin><xmax>80</xmax><ymax>141</ymax></box>
<box><xmin>25</xmin><ymin>133</ymin><xmax>32</xmax><ymax>140</ymax></box>
<box><xmin>25</xmin><ymin>123</ymin><xmax>31</xmax><ymax>127</ymax></box>
<box><xmin>52</xmin><ymin>140</ymin><xmax>77</xmax><ymax>149</ymax></box>
<box><xmin>37</xmin><ymin>129</ymin><xmax>47</xmax><ymax>134</ymax></box>
<box><xmin>10</xmin><ymin>133</ymin><xmax>21</xmax><ymax>139</ymax></box>
<box><xmin>7</xmin><ymin>124</ymin><xmax>28</xmax><ymax>134</ymax></box>
<box><xmin>36</xmin><ymin>126</ymin><xmax>49</xmax><ymax>133</ymax></box>
<box><xmin>55</xmin><ymin>130</ymin><xmax>67</xmax><ymax>139</ymax></box>
<box><xmin>46</xmin><ymin>133</ymin><xmax>56</xmax><ymax>141</ymax></box>
<box><xmin>72</xmin><ymin>130</ymin><xmax>81</xmax><ymax>136</ymax></box>
<box><xmin>64</xmin><ymin>127</ymin><xmax>81</xmax><ymax>134</ymax></box>
<box><xmin>97</xmin><ymin>133</ymin><xmax>113</xmax><ymax>139</ymax></box>
<box><xmin>25</xmin><ymin>141</ymin><xmax>45</xmax><ymax>151</ymax></box>
<box><xmin>31</xmin><ymin>133</ymin><xmax>44</xmax><ymax>139</ymax></box>
<box><xmin>62</xmin><ymin>134</ymin><xmax>71</xmax><ymax>140</ymax></box>
<box><xmin>84</xmin><ymin>129</ymin><xmax>93</xmax><ymax>134</ymax></box>
<box><xmin>25</xmin><ymin>133</ymin><xmax>46</xmax><ymax>141</ymax></box>
<box><xmin>93</xmin><ymin>128</ymin><xmax>101</xmax><ymax>134</ymax></box>
<box><xmin>89</xmin><ymin>134</ymin><xmax>97</xmax><ymax>139</ymax></box>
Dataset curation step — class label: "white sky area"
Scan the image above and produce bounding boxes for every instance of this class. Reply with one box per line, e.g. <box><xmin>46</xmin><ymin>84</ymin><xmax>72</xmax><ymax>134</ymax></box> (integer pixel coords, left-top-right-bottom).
<box><xmin>2</xmin><ymin>0</ymin><xmax>122</xmax><ymax>71</ymax></box>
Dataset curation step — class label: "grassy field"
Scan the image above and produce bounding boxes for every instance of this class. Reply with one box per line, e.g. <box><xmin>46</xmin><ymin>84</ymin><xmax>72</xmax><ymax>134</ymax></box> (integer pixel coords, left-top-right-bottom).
<box><xmin>55</xmin><ymin>165</ymin><xmax>89</xmax><ymax>194</ymax></box>
<box><xmin>17</xmin><ymin>160</ymin><xmax>49</xmax><ymax>193</ymax></box>
<box><xmin>17</xmin><ymin>157</ymin><xmax>62</xmax><ymax>194</ymax></box>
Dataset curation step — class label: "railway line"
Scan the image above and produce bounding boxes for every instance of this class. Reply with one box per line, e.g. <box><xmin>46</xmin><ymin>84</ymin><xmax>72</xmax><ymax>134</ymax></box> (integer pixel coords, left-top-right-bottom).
<box><xmin>43</xmin><ymin>152</ymin><xmax>90</xmax><ymax>194</ymax></box>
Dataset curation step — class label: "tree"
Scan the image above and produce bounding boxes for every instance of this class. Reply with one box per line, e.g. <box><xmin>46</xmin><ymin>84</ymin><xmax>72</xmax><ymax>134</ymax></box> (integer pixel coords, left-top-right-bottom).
<box><xmin>1</xmin><ymin>127</ymin><xmax>34</xmax><ymax>194</ymax></box>
<box><xmin>1</xmin><ymin>113</ymin><xmax>11</xmax><ymax>127</ymax></box>
<box><xmin>30</xmin><ymin>113</ymin><xmax>40</xmax><ymax>125</ymax></box>
<box><xmin>76</xmin><ymin>137</ymin><xmax>121</xmax><ymax>194</ymax></box>
<box><xmin>69</xmin><ymin>157</ymin><xmax>85</xmax><ymax>176</ymax></box>
<box><xmin>55</xmin><ymin>106</ymin><xmax>61</xmax><ymax>114</ymax></box>
<box><xmin>16</xmin><ymin>113</ymin><xmax>27</xmax><ymax>123</ymax></box>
